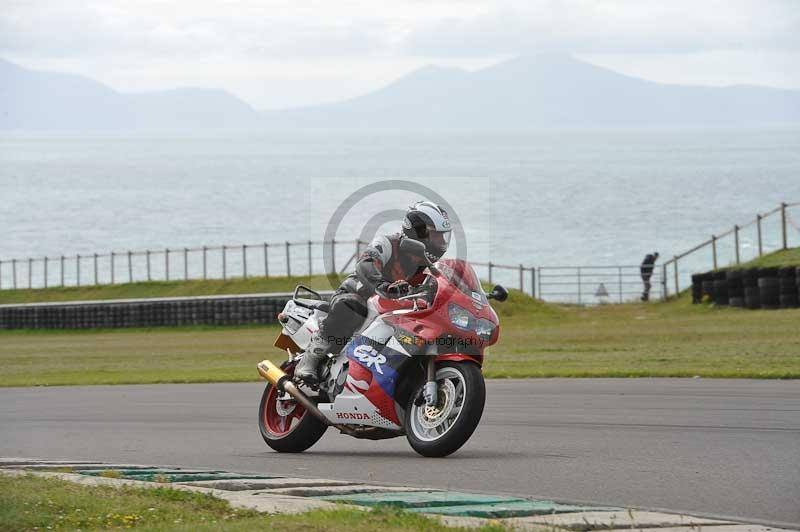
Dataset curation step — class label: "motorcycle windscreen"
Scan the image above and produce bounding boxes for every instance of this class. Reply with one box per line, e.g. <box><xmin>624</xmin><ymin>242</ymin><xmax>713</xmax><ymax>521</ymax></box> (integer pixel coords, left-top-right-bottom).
<box><xmin>437</xmin><ymin>258</ymin><xmax>489</xmax><ymax>304</ymax></box>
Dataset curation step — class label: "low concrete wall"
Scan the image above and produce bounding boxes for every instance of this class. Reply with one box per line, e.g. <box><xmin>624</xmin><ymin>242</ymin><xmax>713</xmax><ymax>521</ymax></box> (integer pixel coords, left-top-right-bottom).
<box><xmin>0</xmin><ymin>292</ymin><xmax>333</xmax><ymax>330</ymax></box>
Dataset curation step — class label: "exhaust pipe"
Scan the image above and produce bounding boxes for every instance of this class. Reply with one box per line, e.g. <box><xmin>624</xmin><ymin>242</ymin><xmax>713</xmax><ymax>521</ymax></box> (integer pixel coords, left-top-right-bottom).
<box><xmin>257</xmin><ymin>360</ymin><xmax>335</xmax><ymax>428</ymax></box>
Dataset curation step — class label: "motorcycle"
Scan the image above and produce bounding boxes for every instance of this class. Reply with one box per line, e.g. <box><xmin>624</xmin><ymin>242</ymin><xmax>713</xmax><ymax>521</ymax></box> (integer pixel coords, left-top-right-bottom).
<box><xmin>257</xmin><ymin>239</ymin><xmax>508</xmax><ymax>457</ymax></box>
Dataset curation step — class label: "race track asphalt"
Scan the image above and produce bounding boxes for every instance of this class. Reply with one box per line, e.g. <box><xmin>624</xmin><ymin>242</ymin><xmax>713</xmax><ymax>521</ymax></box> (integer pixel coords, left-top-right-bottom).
<box><xmin>1</xmin><ymin>379</ymin><xmax>798</xmax><ymax>526</ymax></box>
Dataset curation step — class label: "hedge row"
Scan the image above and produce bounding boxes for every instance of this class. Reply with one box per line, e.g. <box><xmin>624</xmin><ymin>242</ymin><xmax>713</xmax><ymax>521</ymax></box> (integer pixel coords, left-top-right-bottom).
<box><xmin>0</xmin><ymin>294</ymin><xmax>311</xmax><ymax>329</ymax></box>
<box><xmin>691</xmin><ymin>266</ymin><xmax>799</xmax><ymax>309</ymax></box>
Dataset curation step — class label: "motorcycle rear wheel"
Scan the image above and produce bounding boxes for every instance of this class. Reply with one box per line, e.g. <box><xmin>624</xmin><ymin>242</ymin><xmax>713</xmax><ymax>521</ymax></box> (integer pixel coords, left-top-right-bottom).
<box><xmin>258</xmin><ymin>365</ymin><xmax>327</xmax><ymax>453</ymax></box>
<box><xmin>405</xmin><ymin>361</ymin><xmax>485</xmax><ymax>457</ymax></box>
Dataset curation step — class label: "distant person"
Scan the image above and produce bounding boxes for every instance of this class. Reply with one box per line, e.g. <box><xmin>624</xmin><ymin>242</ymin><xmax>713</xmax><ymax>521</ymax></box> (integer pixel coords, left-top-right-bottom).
<box><xmin>640</xmin><ymin>252</ymin><xmax>659</xmax><ymax>301</ymax></box>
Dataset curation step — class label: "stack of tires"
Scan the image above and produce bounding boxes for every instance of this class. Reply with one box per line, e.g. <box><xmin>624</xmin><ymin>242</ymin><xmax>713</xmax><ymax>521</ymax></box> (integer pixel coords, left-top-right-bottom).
<box><xmin>700</xmin><ymin>272</ymin><xmax>715</xmax><ymax>302</ymax></box>
<box><xmin>690</xmin><ymin>265</ymin><xmax>799</xmax><ymax>310</ymax></box>
<box><xmin>779</xmin><ymin>267</ymin><xmax>799</xmax><ymax>308</ymax></box>
<box><xmin>691</xmin><ymin>273</ymin><xmax>704</xmax><ymax>304</ymax></box>
<box><xmin>727</xmin><ymin>269</ymin><xmax>745</xmax><ymax>308</ymax></box>
<box><xmin>712</xmin><ymin>271</ymin><xmax>729</xmax><ymax>306</ymax></box>
<box><xmin>743</xmin><ymin>268</ymin><xmax>761</xmax><ymax>309</ymax></box>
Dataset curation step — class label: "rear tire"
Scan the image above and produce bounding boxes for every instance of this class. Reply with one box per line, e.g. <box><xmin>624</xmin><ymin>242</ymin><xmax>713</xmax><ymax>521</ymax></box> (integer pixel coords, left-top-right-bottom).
<box><xmin>258</xmin><ymin>363</ymin><xmax>327</xmax><ymax>453</ymax></box>
<box><xmin>405</xmin><ymin>362</ymin><xmax>485</xmax><ymax>458</ymax></box>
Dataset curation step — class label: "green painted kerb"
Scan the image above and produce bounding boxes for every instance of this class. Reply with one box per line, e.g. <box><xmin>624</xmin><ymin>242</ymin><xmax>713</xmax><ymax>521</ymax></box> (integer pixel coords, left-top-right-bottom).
<box><xmin>316</xmin><ymin>490</ymin><xmax>620</xmax><ymax>518</ymax></box>
<box><xmin>77</xmin><ymin>469</ymin><xmax>279</xmax><ymax>483</ymax></box>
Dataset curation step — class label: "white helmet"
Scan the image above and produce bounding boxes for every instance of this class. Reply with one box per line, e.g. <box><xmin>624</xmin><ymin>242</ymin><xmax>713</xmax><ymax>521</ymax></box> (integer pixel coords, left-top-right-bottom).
<box><xmin>402</xmin><ymin>201</ymin><xmax>452</xmax><ymax>261</ymax></box>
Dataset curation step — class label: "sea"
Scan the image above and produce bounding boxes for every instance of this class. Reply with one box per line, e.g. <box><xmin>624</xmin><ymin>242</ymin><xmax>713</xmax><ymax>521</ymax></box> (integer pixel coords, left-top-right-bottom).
<box><xmin>1</xmin><ymin>129</ymin><xmax>799</xmax><ymax>293</ymax></box>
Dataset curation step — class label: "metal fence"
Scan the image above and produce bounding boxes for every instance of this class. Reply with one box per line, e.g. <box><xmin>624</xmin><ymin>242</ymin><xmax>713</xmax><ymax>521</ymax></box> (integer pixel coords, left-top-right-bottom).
<box><xmin>3</xmin><ymin>201</ymin><xmax>794</xmax><ymax>304</ymax></box>
<box><xmin>661</xmin><ymin>202</ymin><xmax>800</xmax><ymax>298</ymax></box>
<box><xmin>537</xmin><ymin>266</ymin><xmax>662</xmax><ymax>304</ymax></box>
<box><xmin>0</xmin><ymin>238</ymin><xmax>658</xmax><ymax>304</ymax></box>
<box><xmin>0</xmin><ymin>239</ymin><xmax>367</xmax><ymax>292</ymax></box>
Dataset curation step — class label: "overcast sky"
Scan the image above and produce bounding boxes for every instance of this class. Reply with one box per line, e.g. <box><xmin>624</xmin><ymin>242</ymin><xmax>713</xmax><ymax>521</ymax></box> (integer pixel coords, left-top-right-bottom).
<box><xmin>2</xmin><ymin>0</ymin><xmax>798</xmax><ymax>109</ymax></box>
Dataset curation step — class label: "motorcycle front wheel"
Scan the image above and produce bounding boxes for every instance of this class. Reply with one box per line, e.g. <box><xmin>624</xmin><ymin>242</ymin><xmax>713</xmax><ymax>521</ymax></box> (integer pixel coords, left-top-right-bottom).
<box><xmin>405</xmin><ymin>361</ymin><xmax>485</xmax><ymax>457</ymax></box>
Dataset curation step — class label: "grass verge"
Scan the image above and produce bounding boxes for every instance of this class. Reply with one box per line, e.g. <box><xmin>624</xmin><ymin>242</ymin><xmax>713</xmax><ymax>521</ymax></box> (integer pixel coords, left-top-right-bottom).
<box><xmin>0</xmin><ymin>247</ymin><xmax>798</xmax><ymax>384</ymax></box>
<box><xmin>0</xmin><ymin>474</ymin><xmax>504</xmax><ymax>531</ymax></box>
<box><xmin>1</xmin><ymin>290</ymin><xmax>799</xmax><ymax>385</ymax></box>
<box><xmin>0</xmin><ymin>275</ymin><xmax>340</xmax><ymax>305</ymax></box>
<box><xmin>721</xmin><ymin>246</ymin><xmax>800</xmax><ymax>269</ymax></box>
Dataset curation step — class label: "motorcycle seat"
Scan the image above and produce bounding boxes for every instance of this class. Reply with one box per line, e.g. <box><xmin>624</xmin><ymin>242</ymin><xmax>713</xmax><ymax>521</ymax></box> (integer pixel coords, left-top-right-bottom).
<box><xmin>294</xmin><ymin>298</ymin><xmax>331</xmax><ymax>313</ymax></box>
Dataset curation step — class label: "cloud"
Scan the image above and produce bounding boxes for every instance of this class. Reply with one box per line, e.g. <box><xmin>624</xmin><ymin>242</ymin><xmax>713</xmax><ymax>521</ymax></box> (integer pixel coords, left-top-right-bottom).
<box><xmin>401</xmin><ymin>0</ymin><xmax>800</xmax><ymax>57</ymax></box>
<box><xmin>0</xmin><ymin>1</ymin><xmax>392</xmax><ymax>59</ymax></box>
<box><xmin>2</xmin><ymin>0</ymin><xmax>798</xmax><ymax>106</ymax></box>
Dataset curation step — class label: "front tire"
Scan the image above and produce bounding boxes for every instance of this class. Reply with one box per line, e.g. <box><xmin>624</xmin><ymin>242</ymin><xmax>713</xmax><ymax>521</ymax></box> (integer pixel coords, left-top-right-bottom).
<box><xmin>405</xmin><ymin>362</ymin><xmax>485</xmax><ymax>457</ymax></box>
<box><xmin>258</xmin><ymin>365</ymin><xmax>327</xmax><ymax>453</ymax></box>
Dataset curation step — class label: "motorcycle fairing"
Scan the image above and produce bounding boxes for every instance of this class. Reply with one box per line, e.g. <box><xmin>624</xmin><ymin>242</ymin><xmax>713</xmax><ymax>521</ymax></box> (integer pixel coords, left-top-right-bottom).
<box><xmin>318</xmin><ymin>318</ymin><xmax>412</xmax><ymax>429</ymax></box>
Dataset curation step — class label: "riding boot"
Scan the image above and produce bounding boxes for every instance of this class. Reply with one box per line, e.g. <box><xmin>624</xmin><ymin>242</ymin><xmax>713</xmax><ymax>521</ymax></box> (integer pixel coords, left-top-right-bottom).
<box><xmin>294</xmin><ymin>333</ymin><xmax>331</xmax><ymax>383</ymax></box>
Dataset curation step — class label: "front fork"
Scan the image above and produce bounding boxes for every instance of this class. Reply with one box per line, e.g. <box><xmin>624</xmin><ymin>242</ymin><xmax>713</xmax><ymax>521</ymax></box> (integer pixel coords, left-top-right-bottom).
<box><xmin>422</xmin><ymin>357</ymin><xmax>438</xmax><ymax>407</ymax></box>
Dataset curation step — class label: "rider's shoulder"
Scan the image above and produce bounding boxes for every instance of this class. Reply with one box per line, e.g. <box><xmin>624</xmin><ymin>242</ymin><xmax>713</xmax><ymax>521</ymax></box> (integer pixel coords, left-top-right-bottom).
<box><xmin>368</xmin><ymin>234</ymin><xmax>398</xmax><ymax>262</ymax></box>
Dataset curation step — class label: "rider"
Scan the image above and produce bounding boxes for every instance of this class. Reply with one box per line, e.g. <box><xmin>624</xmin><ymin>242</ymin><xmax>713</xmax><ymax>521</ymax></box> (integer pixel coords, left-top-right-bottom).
<box><xmin>294</xmin><ymin>200</ymin><xmax>452</xmax><ymax>383</ymax></box>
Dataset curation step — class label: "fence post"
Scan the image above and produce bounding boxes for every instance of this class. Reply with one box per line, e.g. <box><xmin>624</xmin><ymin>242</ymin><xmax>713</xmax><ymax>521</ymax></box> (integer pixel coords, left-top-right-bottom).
<box><xmin>263</xmin><ymin>243</ymin><xmax>269</xmax><ymax>277</ymax></box>
<box><xmin>184</xmin><ymin>248</ymin><xmax>189</xmax><ymax>280</ymax></box>
<box><xmin>146</xmin><ymin>250</ymin><xmax>151</xmax><ymax>281</ymax></box>
<box><xmin>165</xmin><ymin>248</ymin><xmax>170</xmax><ymax>281</ymax></box>
<box><xmin>110</xmin><ymin>252</ymin><xmax>115</xmax><ymax>284</ymax></box>
<box><xmin>577</xmin><ymin>267</ymin><xmax>582</xmax><ymax>304</ymax></box>
<box><xmin>662</xmin><ymin>263</ymin><xmax>668</xmax><ymax>300</ymax></box>
<box><xmin>92</xmin><ymin>253</ymin><xmax>98</xmax><ymax>285</ymax></box>
<box><xmin>76</xmin><ymin>255</ymin><xmax>81</xmax><ymax>286</ymax></box>
<box><xmin>537</xmin><ymin>268</ymin><xmax>542</xmax><ymax>300</ymax></box>
<box><xmin>28</xmin><ymin>258</ymin><xmax>32</xmax><ymax>288</ymax></box>
<box><xmin>202</xmin><ymin>246</ymin><xmax>208</xmax><ymax>279</ymax></box>
<box><xmin>127</xmin><ymin>251</ymin><xmax>133</xmax><ymax>283</ymax></box>
<box><xmin>488</xmin><ymin>262</ymin><xmax>493</xmax><ymax>284</ymax></box>
<box><xmin>242</xmin><ymin>244</ymin><xmax>248</xmax><ymax>279</ymax></box>
<box><xmin>331</xmin><ymin>239</ymin><xmax>336</xmax><ymax>273</ymax></box>
<box><xmin>673</xmin><ymin>257</ymin><xmax>679</xmax><ymax>294</ymax></box>
<box><xmin>734</xmin><ymin>225</ymin><xmax>740</xmax><ymax>264</ymax></box>
<box><xmin>618</xmin><ymin>266</ymin><xmax>623</xmax><ymax>303</ymax></box>
<box><xmin>0</xmin><ymin>260</ymin><xmax>2</xmax><ymax>290</ymax></box>
<box><xmin>285</xmin><ymin>241</ymin><xmax>291</xmax><ymax>277</ymax></box>
<box><xmin>308</xmin><ymin>241</ymin><xmax>313</xmax><ymax>275</ymax></box>
<box><xmin>44</xmin><ymin>257</ymin><xmax>48</xmax><ymax>288</ymax></box>
<box><xmin>60</xmin><ymin>255</ymin><xmax>65</xmax><ymax>287</ymax></box>
<box><xmin>519</xmin><ymin>264</ymin><xmax>524</xmax><ymax>292</ymax></box>
<box><xmin>711</xmin><ymin>235</ymin><xmax>718</xmax><ymax>270</ymax></box>
<box><xmin>530</xmin><ymin>267</ymin><xmax>536</xmax><ymax>298</ymax></box>
<box><xmin>757</xmin><ymin>214</ymin><xmax>763</xmax><ymax>256</ymax></box>
<box><xmin>12</xmin><ymin>259</ymin><xmax>17</xmax><ymax>289</ymax></box>
<box><xmin>781</xmin><ymin>202</ymin><xmax>788</xmax><ymax>250</ymax></box>
<box><xmin>222</xmin><ymin>245</ymin><xmax>227</xmax><ymax>280</ymax></box>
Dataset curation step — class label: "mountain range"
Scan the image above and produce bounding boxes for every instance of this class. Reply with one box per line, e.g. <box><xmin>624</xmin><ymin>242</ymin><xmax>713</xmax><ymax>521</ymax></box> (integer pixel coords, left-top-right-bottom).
<box><xmin>2</xmin><ymin>54</ymin><xmax>798</xmax><ymax>131</ymax></box>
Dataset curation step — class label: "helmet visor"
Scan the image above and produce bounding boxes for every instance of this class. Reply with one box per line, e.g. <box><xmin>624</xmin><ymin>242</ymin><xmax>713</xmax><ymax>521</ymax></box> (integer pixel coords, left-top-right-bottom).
<box><xmin>427</xmin><ymin>230</ymin><xmax>451</xmax><ymax>259</ymax></box>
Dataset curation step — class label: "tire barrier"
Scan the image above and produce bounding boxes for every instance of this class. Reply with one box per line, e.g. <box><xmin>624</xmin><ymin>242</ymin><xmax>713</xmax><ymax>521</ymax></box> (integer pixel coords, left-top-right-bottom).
<box><xmin>726</xmin><ymin>269</ymin><xmax>745</xmax><ymax>308</ymax></box>
<box><xmin>778</xmin><ymin>266</ymin><xmax>799</xmax><ymax>309</ymax></box>
<box><xmin>700</xmin><ymin>272</ymin><xmax>715</xmax><ymax>303</ymax></box>
<box><xmin>757</xmin><ymin>267</ymin><xmax>780</xmax><ymax>310</ymax></box>
<box><xmin>743</xmin><ymin>268</ymin><xmax>761</xmax><ymax>309</ymax></box>
<box><xmin>691</xmin><ymin>265</ymin><xmax>800</xmax><ymax>311</ymax></box>
<box><xmin>712</xmin><ymin>270</ymin><xmax>729</xmax><ymax>306</ymax></box>
<box><xmin>0</xmin><ymin>292</ymin><xmax>332</xmax><ymax>330</ymax></box>
<box><xmin>690</xmin><ymin>274</ymin><xmax>704</xmax><ymax>304</ymax></box>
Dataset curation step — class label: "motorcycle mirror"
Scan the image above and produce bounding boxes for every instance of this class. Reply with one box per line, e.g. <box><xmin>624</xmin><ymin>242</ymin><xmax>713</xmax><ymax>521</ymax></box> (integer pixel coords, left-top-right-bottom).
<box><xmin>400</xmin><ymin>237</ymin><xmax>438</xmax><ymax>274</ymax></box>
<box><xmin>488</xmin><ymin>285</ymin><xmax>508</xmax><ymax>302</ymax></box>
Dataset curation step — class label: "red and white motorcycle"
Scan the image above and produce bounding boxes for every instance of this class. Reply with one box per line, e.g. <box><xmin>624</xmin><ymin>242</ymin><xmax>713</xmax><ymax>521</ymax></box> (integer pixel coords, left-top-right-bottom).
<box><xmin>257</xmin><ymin>239</ymin><xmax>507</xmax><ymax>457</ymax></box>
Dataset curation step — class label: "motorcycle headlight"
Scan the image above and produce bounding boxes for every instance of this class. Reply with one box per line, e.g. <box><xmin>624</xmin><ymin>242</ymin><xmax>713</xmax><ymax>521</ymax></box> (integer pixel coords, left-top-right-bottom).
<box><xmin>448</xmin><ymin>304</ymin><xmax>472</xmax><ymax>330</ymax></box>
<box><xmin>474</xmin><ymin>318</ymin><xmax>495</xmax><ymax>341</ymax></box>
